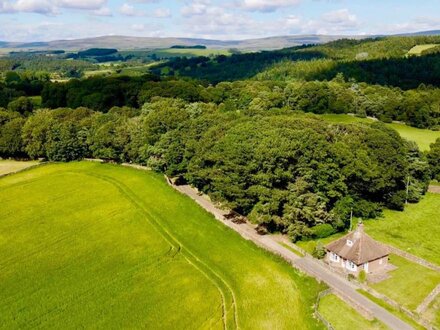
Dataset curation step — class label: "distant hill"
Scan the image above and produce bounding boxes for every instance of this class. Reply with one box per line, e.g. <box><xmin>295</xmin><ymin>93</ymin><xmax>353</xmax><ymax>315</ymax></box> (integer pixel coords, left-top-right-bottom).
<box><xmin>0</xmin><ymin>35</ymin><xmax>367</xmax><ymax>52</ymax></box>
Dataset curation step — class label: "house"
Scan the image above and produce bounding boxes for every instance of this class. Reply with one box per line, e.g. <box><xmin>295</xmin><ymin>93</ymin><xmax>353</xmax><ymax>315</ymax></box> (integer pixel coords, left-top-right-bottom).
<box><xmin>325</xmin><ymin>223</ymin><xmax>389</xmax><ymax>276</ymax></box>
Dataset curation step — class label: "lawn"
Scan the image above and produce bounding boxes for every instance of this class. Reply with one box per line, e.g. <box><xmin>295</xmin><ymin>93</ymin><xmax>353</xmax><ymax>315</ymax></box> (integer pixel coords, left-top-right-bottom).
<box><xmin>408</xmin><ymin>44</ymin><xmax>439</xmax><ymax>56</ymax></box>
<box><xmin>370</xmin><ymin>255</ymin><xmax>440</xmax><ymax>311</ymax></box>
<box><xmin>0</xmin><ymin>162</ymin><xmax>324</xmax><ymax>329</ymax></box>
<box><xmin>365</xmin><ymin>193</ymin><xmax>440</xmax><ymax>265</ymax></box>
<box><xmin>296</xmin><ymin>232</ymin><xmax>346</xmax><ymax>255</ymax></box>
<box><xmin>318</xmin><ymin>294</ymin><xmax>387</xmax><ymax>330</ymax></box>
<box><xmin>0</xmin><ymin>160</ymin><xmax>39</xmax><ymax>176</ymax></box>
<box><xmin>320</xmin><ymin>114</ymin><xmax>440</xmax><ymax>151</ymax></box>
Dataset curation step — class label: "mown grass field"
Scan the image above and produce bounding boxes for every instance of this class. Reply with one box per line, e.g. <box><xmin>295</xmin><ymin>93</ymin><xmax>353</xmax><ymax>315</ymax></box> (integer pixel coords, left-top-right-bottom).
<box><xmin>370</xmin><ymin>255</ymin><xmax>440</xmax><ymax>311</ymax></box>
<box><xmin>318</xmin><ymin>294</ymin><xmax>386</xmax><ymax>330</ymax></box>
<box><xmin>0</xmin><ymin>162</ymin><xmax>324</xmax><ymax>329</ymax></box>
<box><xmin>320</xmin><ymin>114</ymin><xmax>440</xmax><ymax>151</ymax></box>
<box><xmin>365</xmin><ymin>193</ymin><xmax>440</xmax><ymax>265</ymax></box>
<box><xmin>408</xmin><ymin>44</ymin><xmax>439</xmax><ymax>56</ymax></box>
<box><xmin>0</xmin><ymin>160</ymin><xmax>39</xmax><ymax>176</ymax></box>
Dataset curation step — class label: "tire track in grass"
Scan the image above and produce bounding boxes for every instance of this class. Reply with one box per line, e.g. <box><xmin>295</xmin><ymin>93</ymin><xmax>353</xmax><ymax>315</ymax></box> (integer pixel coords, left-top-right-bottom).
<box><xmin>83</xmin><ymin>171</ymin><xmax>238</xmax><ymax>330</ymax></box>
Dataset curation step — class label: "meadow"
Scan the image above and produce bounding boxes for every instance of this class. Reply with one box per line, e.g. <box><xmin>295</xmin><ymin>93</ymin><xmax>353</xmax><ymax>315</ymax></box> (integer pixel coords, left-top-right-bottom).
<box><xmin>320</xmin><ymin>114</ymin><xmax>440</xmax><ymax>151</ymax></box>
<box><xmin>0</xmin><ymin>162</ymin><xmax>324</xmax><ymax>329</ymax></box>
<box><xmin>407</xmin><ymin>44</ymin><xmax>439</xmax><ymax>56</ymax></box>
<box><xmin>365</xmin><ymin>193</ymin><xmax>440</xmax><ymax>265</ymax></box>
<box><xmin>318</xmin><ymin>294</ymin><xmax>386</xmax><ymax>330</ymax></box>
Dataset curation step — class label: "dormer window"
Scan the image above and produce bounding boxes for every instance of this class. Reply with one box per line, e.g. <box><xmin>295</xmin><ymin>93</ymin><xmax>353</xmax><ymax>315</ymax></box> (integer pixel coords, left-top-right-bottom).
<box><xmin>346</xmin><ymin>240</ymin><xmax>353</xmax><ymax>247</ymax></box>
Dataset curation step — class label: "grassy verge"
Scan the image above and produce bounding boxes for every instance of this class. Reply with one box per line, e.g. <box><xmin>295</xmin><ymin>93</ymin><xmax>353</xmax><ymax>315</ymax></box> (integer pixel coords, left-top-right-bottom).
<box><xmin>0</xmin><ymin>162</ymin><xmax>324</xmax><ymax>329</ymax></box>
<box><xmin>278</xmin><ymin>242</ymin><xmax>305</xmax><ymax>257</ymax></box>
<box><xmin>370</xmin><ymin>255</ymin><xmax>440</xmax><ymax>311</ymax></box>
<box><xmin>318</xmin><ymin>294</ymin><xmax>387</xmax><ymax>330</ymax></box>
<box><xmin>358</xmin><ymin>290</ymin><xmax>425</xmax><ymax>330</ymax></box>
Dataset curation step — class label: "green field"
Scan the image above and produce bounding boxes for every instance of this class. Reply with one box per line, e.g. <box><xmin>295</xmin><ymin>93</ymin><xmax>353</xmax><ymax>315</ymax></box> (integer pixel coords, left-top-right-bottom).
<box><xmin>365</xmin><ymin>193</ymin><xmax>440</xmax><ymax>265</ymax></box>
<box><xmin>0</xmin><ymin>162</ymin><xmax>324</xmax><ymax>329</ymax></box>
<box><xmin>318</xmin><ymin>294</ymin><xmax>386</xmax><ymax>330</ymax></box>
<box><xmin>152</xmin><ymin>48</ymin><xmax>232</xmax><ymax>58</ymax></box>
<box><xmin>408</xmin><ymin>44</ymin><xmax>439</xmax><ymax>56</ymax></box>
<box><xmin>370</xmin><ymin>255</ymin><xmax>440</xmax><ymax>311</ymax></box>
<box><xmin>0</xmin><ymin>160</ymin><xmax>39</xmax><ymax>176</ymax></box>
<box><xmin>320</xmin><ymin>114</ymin><xmax>440</xmax><ymax>151</ymax></box>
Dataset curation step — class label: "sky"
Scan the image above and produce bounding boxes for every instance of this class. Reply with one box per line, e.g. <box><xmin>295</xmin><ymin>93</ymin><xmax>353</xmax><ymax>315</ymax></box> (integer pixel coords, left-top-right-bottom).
<box><xmin>1</xmin><ymin>0</ymin><xmax>440</xmax><ymax>42</ymax></box>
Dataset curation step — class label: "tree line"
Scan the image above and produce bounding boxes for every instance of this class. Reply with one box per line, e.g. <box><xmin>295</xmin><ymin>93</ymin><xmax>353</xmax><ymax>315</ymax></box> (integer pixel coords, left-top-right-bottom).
<box><xmin>1</xmin><ymin>98</ymin><xmax>438</xmax><ymax>241</ymax></box>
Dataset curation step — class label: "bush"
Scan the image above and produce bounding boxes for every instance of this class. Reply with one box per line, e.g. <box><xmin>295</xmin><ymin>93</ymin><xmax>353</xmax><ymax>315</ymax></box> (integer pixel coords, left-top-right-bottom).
<box><xmin>310</xmin><ymin>224</ymin><xmax>336</xmax><ymax>239</ymax></box>
<box><xmin>353</xmin><ymin>200</ymin><xmax>383</xmax><ymax>219</ymax></box>
<box><xmin>312</xmin><ymin>243</ymin><xmax>326</xmax><ymax>259</ymax></box>
<box><xmin>358</xmin><ymin>270</ymin><xmax>367</xmax><ymax>283</ymax></box>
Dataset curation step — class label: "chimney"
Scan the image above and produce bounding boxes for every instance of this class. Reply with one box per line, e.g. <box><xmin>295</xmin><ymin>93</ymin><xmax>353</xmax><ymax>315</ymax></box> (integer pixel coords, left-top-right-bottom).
<box><xmin>354</xmin><ymin>222</ymin><xmax>364</xmax><ymax>240</ymax></box>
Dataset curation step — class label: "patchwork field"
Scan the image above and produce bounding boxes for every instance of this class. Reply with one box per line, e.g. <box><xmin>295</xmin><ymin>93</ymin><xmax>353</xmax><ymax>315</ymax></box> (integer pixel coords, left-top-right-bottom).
<box><xmin>318</xmin><ymin>294</ymin><xmax>386</xmax><ymax>330</ymax></box>
<box><xmin>0</xmin><ymin>162</ymin><xmax>323</xmax><ymax>329</ymax></box>
<box><xmin>0</xmin><ymin>160</ymin><xmax>39</xmax><ymax>176</ymax></box>
<box><xmin>320</xmin><ymin>114</ymin><xmax>440</xmax><ymax>151</ymax></box>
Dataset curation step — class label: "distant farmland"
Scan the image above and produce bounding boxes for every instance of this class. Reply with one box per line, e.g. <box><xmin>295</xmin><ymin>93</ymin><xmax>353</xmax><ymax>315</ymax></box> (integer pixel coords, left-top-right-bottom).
<box><xmin>0</xmin><ymin>162</ymin><xmax>323</xmax><ymax>329</ymax></box>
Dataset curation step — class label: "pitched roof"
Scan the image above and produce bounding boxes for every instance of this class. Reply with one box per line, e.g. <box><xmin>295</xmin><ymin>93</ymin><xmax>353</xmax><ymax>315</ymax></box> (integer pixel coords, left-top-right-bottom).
<box><xmin>325</xmin><ymin>224</ymin><xmax>389</xmax><ymax>265</ymax></box>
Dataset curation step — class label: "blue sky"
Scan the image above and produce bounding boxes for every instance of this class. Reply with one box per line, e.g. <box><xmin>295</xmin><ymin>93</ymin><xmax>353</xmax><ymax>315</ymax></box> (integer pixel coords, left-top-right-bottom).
<box><xmin>1</xmin><ymin>0</ymin><xmax>440</xmax><ymax>41</ymax></box>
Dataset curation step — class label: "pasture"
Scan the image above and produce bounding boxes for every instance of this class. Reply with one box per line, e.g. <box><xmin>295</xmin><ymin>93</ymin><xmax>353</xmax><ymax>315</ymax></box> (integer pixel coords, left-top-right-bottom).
<box><xmin>0</xmin><ymin>162</ymin><xmax>323</xmax><ymax>329</ymax></box>
<box><xmin>370</xmin><ymin>255</ymin><xmax>440</xmax><ymax>311</ymax></box>
<box><xmin>320</xmin><ymin>114</ymin><xmax>440</xmax><ymax>151</ymax></box>
<box><xmin>408</xmin><ymin>44</ymin><xmax>439</xmax><ymax>56</ymax></box>
<box><xmin>365</xmin><ymin>193</ymin><xmax>440</xmax><ymax>265</ymax></box>
<box><xmin>318</xmin><ymin>294</ymin><xmax>386</xmax><ymax>330</ymax></box>
<box><xmin>0</xmin><ymin>160</ymin><xmax>39</xmax><ymax>176</ymax></box>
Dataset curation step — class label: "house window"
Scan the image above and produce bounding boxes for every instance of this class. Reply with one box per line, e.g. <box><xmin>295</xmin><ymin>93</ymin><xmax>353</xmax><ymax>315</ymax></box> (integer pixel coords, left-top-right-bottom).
<box><xmin>379</xmin><ymin>258</ymin><xmax>383</xmax><ymax>265</ymax></box>
<box><xmin>346</xmin><ymin>240</ymin><xmax>353</xmax><ymax>247</ymax></box>
<box><xmin>346</xmin><ymin>261</ymin><xmax>357</xmax><ymax>271</ymax></box>
<box><xmin>330</xmin><ymin>253</ymin><xmax>339</xmax><ymax>262</ymax></box>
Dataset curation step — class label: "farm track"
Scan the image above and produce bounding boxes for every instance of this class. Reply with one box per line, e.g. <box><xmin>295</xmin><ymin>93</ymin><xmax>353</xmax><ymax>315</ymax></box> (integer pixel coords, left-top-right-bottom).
<box><xmin>79</xmin><ymin>171</ymin><xmax>239</xmax><ymax>330</ymax></box>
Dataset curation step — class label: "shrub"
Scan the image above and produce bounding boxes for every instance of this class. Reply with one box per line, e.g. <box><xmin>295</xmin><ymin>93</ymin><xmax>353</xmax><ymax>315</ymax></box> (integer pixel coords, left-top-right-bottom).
<box><xmin>358</xmin><ymin>270</ymin><xmax>367</xmax><ymax>283</ymax></box>
<box><xmin>312</xmin><ymin>243</ymin><xmax>326</xmax><ymax>259</ymax></box>
<box><xmin>310</xmin><ymin>224</ymin><xmax>336</xmax><ymax>239</ymax></box>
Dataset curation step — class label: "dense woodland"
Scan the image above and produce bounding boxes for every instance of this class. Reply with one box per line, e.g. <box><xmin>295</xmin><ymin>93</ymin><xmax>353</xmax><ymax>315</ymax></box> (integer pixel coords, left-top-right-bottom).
<box><xmin>1</xmin><ymin>35</ymin><xmax>440</xmax><ymax>240</ymax></box>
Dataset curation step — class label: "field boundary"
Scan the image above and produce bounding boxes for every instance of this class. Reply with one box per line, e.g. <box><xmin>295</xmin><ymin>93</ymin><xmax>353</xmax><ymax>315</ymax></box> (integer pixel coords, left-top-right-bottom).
<box><xmin>314</xmin><ymin>289</ymin><xmax>334</xmax><ymax>330</ymax></box>
<box><xmin>385</xmin><ymin>245</ymin><xmax>440</xmax><ymax>273</ymax></box>
<box><xmin>416</xmin><ymin>284</ymin><xmax>440</xmax><ymax>314</ymax></box>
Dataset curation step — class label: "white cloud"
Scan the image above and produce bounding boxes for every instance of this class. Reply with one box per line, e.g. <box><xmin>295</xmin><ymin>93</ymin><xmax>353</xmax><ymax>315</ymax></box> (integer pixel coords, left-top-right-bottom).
<box><xmin>153</xmin><ymin>7</ymin><xmax>170</xmax><ymax>18</ymax></box>
<box><xmin>0</xmin><ymin>0</ymin><xmax>109</xmax><ymax>15</ymax></box>
<box><xmin>119</xmin><ymin>3</ymin><xmax>144</xmax><ymax>16</ymax></box>
<box><xmin>92</xmin><ymin>6</ymin><xmax>111</xmax><ymax>16</ymax></box>
<box><xmin>239</xmin><ymin>0</ymin><xmax>300</xmax><ymax>13</ymax></box>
